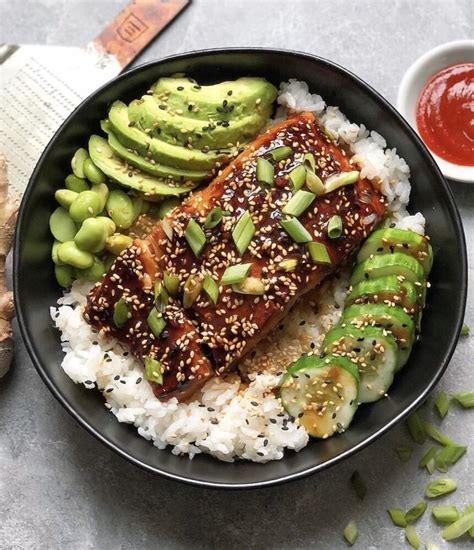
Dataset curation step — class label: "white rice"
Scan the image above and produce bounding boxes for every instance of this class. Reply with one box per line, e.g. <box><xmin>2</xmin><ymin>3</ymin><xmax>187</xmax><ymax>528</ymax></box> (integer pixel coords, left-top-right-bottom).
<box><xmin>51</xmin><ymin>80</ymin><xmax>425</xmax><ymax>462</ymax></box>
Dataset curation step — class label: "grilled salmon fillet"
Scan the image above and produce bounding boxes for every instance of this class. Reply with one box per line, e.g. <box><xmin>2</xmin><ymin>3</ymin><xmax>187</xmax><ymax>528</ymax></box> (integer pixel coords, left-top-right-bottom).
<box><xmin>85</xmin><ymin>111</ymin><xmax>387</xmax><ymax>401</ymax></box>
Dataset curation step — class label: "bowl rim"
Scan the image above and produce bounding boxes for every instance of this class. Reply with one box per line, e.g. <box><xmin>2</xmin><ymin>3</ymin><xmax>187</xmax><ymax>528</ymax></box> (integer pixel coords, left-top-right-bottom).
<box><xmin>397</xmin><ymin>39</ymin><xmax>474</xmax><ymax>183</ymax></box>
<box><xmin>14</xmin><ymin>47</ymin><xmax>468</xmax><ymax>489</ymax></box>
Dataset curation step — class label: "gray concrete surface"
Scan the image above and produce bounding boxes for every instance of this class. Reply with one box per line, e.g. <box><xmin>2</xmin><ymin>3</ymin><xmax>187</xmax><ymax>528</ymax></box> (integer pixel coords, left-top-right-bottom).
<box><xmin>0</xmin><ymin>0</ymin><xmax>473</xmax><ymax>548</ymax></box>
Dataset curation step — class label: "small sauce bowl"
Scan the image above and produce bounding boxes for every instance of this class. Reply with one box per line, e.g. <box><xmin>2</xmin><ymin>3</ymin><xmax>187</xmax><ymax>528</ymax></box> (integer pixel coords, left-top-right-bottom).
<box><xmin>397</xmin><ymin>40</ymin><xmax>474</xmax><ymax>183</ymax></box>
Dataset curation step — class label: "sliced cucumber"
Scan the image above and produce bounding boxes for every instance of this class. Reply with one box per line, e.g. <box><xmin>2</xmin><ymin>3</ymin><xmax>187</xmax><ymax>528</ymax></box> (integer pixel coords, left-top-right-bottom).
<box><xmin>357</xmin><ymin>228</ymin><xmax>433</xmax><ymax>275</ymax></box>
<box><xmin>323</xmin><ymin>325</ymin><xmax>398</xmax><ymax>403</ymax></box>
<box><xmin>341</xmin><ymin>303</ymin><xmax>415</xmax><ymax>370</ymax></box>
<box><xmin>280</xmin><ymin>355</ymin><xmax>359</xmax><ymax>438</ymax></box>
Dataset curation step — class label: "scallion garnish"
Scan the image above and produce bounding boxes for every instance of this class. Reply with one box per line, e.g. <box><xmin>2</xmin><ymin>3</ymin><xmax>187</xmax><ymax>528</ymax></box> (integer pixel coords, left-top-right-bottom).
<box><xmin>419</xmin><ymin>446</ymin><xmax>438</xmax><ymax>473</ymax></box>
<box><xmin>278</xmin><ymin>258</ymin><xmax>298</xmax><ymax>272</ymax></box>
<box><xmin>423</xmin><ymin>421</ymin><xmax>457</xmax><ymax>446</ymax></box>
<box><xmin>144</xmin><ymin>356</ymin><xmax>163</xmax><ymax>385</ymax></box>
<box><xmin>405</xmin><ymin>525</ymin><xmax>420</xmax><ymax>549</ymax></box>
<box><xmin>388</xmin><ymin>508</ymin><xmax>407</xmax><ymax>527</ymax></box>
<box><xmin>183</xmin><ymin>275</ymin><xmax>202</xmax><ymax>308</ymax></box>
<box><xmin>452</xmin><ymin>391</ymin><xmax>474</xmax><ymax>408</ymax></box>
<box><xmin>303</xmin><ymin>152</ymin><xmax>316</xmax><ymax>172</ymax></box>
<box><xmin>349</xmin><ymin>470</ymin><xmax>367</xmax><ymax>500</ymax></box>
<box><xmin>282</xmin><ymin>190</ymin><xmax>316</xmax><ymax>217</ymax></box>
<box><xmin>308</xmin><ymin>241</ymin><xmax>332</xmax><ymax>264</ymax></box>
<box><xmin>232</xmin><ymin>211</ymin><xmax>255</xmax><ymax>255</ymax></box>
<box><xmin>113</xmin><ymin>298</ymin><xmax>128</xmax><ymax>328</ymax></box>
<box><xmin>147</xmin><ymin>308</ymin><xmax>166</xmax><ymax>338</ymax></box>
<box><xmin>396</xmin><ymin>446</ymin><xmax>413</xmax><ymax>462</ymax></box>
<box><xmin>460</xmin><ymin>322</ymin><xmax>470</xmax><ymax>336</ymax></box>
<box><xmin>432</xmin><ymin>506</ymin><xmax>459</xmax><ymax>524</ymax></box>
<box><xmin>154</xmin><ymin>280</ymin><xmax>169</xmax><ymax>311</ymax></box>
<box><xmin>435</xmin><ymin>444</ymin><xmax>466</xmax><ymax>472</ymax></box>
<box><xmin>288</xmin><ymin>164</ymin><xmax>306</xmax><ymax>191</ymax></box>
<box><xmin>405</xmin><ymin>501</ymin><xmax>427</xmax><ymax>524</ymax></box>
<box><xmin>434</xmin><ymin>391</ymin><xmax>449</xmax><ymax>418</ymax></box>
<box><xmin>407</xmin><ymin>412</ymin><xmax>426</xmax><ymax>444</ymax></box>
<box><xmin>232</xmin><ymin>276</ymin><xmax>265</xmax><ymax>295</ymax></box>
<box><xmin>442</xmin><ymin>512</ymin><xmax>474</xmax><ymax>540</ymax></box>
<box><xmin>325</xmin><ymin>170</ymin><xmax>360</xmax><ymax>193</ymax></box>
<box><xmin>464</xmin><ymin>504</ymin><xmax>474</xmax><ymax>538</ymax></box>
<box><xmin>256</xmin><ymin>157</ymin><xmax>274</xmax><ymax>186</ymax></box>
<box><xmin>266</xmin><ymin>145</ymin><xmax>293</xmax><ymax>162</ymax></box>
<box><xmin>221</xmin><ymin>263</ymin><xmax>252</xmax><ymax>285</ymax></box>
<box><xmin>343</xmin><ymin>520</ymin><xmax>358</xmax><ymax>546</ymax></box>
<box><xmin>327</xmin><ymin>215</ymin><xmax>343</xmax><ymax>239</ymax></box>
<box><xmin>185</xmin><ymin>218</ymin><xmax>206</xmax><ymax>257</ymax></box>
<box><xmin>280</xmin><ymin>217</ymin><xmax>312</xmax><ymax>243</ymax></box>
<box><xmin>204</xmin><ymin>206</ymin><xmax>223</xmax><ymax>229</ymax></box>
<box><xmin>425</xmin><ymin>477</ymin><xmax>457</xmax><ymax>498</ymax></box>
<box><xmin>163</xmin><ymin>271</ymin><xmax>180</xmax><ymax>296</ymax></box>
<box><xmin>305</xmin><ymin>169</ymin><xmax>325</xmax><ymax>195</ymax></box>
<box><xmin>203</xmin><ymin>275</ymin><xmax>219</xmax><ymax>304</ymax></box>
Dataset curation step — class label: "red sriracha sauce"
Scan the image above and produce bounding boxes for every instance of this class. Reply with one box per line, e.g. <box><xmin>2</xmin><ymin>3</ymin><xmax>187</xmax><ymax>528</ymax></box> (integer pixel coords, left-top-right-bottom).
<box><xmin>416</xmin><ymin>62</ymin><xmax>474</xmax><ymax>166</ymax></box>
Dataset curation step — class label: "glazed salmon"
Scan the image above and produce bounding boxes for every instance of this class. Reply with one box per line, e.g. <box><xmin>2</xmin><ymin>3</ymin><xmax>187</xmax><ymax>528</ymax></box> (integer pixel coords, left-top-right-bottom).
<box><xmin>85</xmin><ymin>112</ymin><xmax>387</xmax><ymax>401</ymax></box>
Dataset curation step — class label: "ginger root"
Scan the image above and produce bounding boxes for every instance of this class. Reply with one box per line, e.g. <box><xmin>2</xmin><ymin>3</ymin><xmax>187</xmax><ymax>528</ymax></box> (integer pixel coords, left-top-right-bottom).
<box><xmin>0</xmin><ymin>155</ymin><xmax>18</xmax><ymax>378</ymax></box>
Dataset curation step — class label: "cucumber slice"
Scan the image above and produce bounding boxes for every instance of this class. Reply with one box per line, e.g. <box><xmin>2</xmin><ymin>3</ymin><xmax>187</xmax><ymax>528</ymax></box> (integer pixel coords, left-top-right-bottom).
<box><xmin>357</xmin><ymin>228</ymin><xmax>433</xmax><ymax>275</ymax></box>
<box><xmin>346</xmin><ymin>275</ymin><xmax>420</xmax><ymax>321</ymax></box>
<box><xmin>323</xmin><ymin>325</ymin><xmax>399</xmax><ymax>403</ymax></box>
<box><xmin>341</xmin><ymin>303</ymin><xmax>415</xmax><ymax>370</ymax></box>
<box><xmin>280</xmin><ymin>355</ymin><xmax>359</xmax><ymax>438</ymax></box>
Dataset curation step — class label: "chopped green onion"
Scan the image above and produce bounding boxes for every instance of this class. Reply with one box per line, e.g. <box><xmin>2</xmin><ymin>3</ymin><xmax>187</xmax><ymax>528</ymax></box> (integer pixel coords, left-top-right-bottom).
<box><xmin>144</xmin><ymin>356</ymin><xmax>163</xmax><ymax>385</ymax></box>
<box><xmin>161</xmin><ymin>218</ymin><xmax>174</xmax><ymax>241</ymax></box>
<box><xmin>308</xmin><ymin>242</ymin><xmax>332</xmax><ymax>264</ymax></box>
<box><xmin>221</xmin><ymin>263</ymin><xmax>252</xmax><ymax>285</ymax></box>
<box><xmin>419</xmin><ymin>446</ymin><xmax>438</xmax><ymax>473</ymax></box>
<box><xmin>435</xmin><ymin>445</ymin><xmax>466</xmax><ymax>472</ymax></box>
<box><xmin>325</xmin><ymin>171</ymin><xmax>360</xmax><ymax>193</ymax></box>
<box><xmin>424</xmin><ymin>541</ymin><xmax>440</xmax><ymax>550</ymax></box>
<box><xmin>154</xmin><ymin>280</ymin><xmax>169</xmax><ymax>311</ymax></box>
<box><xmin>147</xmin><ymin>308</ymin><xmax>166</xmax><ymax>338</ymax></box>
<box><xmin>322</xmin><ymin>126</ymin><xmax>337</xmax><ymax>141</ymax></box>
<box><xmin>306</xmin><ymin>170</ymin><xmax>325</xmax><ymax>195</ymax></box>
<box><xmin>426</xmin><ymin>458</ymin><xmax>436</xmax><ymax>475</ymax></box>
<box><xmin>460</xmin><ymin>322</ymin><xmax>470</xmax><ymax>336</ymax></box>
<box><xmin>256</xmin><ymin>157</ymin><xmax>274</xmax><ymax>185</ymax></box>
<box><xmin>232</xmin><ymin>211</ymin><xmax>255</xmax><ymax>255</ymax></box>
<box><xmin>434</xmin><ymin>391</ymin><xmax>449</xmax><ymax>418</ymax></box>
<box><xmin>183</xmin><ymin>275</ymin><xmax>202</xmax><ymax>308</ymax></box>
<box><xmin>185</xmin><ymin>218</ymin><xmax>206</xmax><ymax>257</ymax></box>
<box><xmin>407</xmin><ymin>412</ymin><xmax>426</xmax><ymax>444</ymax></box>
<box><xmin>396</xmin><ymin>446</ymin><xmax>413</xmax><ymax>462</ymax></box>
<box><xmin>265</xmin><ymin>145</ymin><xmax>293</xmax><ymax>162</ymax></box>
<box><xmin>204</xmin><ymin>206</ymin><xmax>223</xmax><ymax>229</ymax></box>
<box><xmin>303</xmin><ymin>152</ymin><xmax>316</xmax><ymax>172</ymax></box>
<box><xmin>406</xmin><ymin>501</ymin><xmax>427</xmax><ymax>524</ymax></box>
<box><xmin>349</xmin><ymin>470</ymin><xmax>367</xmax><ymax>500</ymax></box>
<box><xmin>432</xmin><ymin>506</ymin><xmax>459</xmax><ymax>524</ymax></box>
<box><xmin>442</xmin><ymin>512</ymin><xmax>474</xmax><ymax>540</ymax></box>
<box><xmin>280</xmin><ymin>217</ymin><xmax>312</xmax><ymax>243</ymax></box>
<box><xmin>405</xmin><ymin>525</ymin><xmax>420</xmax><ymax>549</ymax></box>
<box><xmin>464</xmin><ymin>504</ymin><xmax>474</xmax><ymax>537</ymax></box>
<box><xmin>452</xmin><ymin>391</ymin><xmax>474</xmax><ymax>408</ymax></box>
<box><xmin>282</xmin><ymin>190</ymin><xmax>316</xmax><ymax>217</ymax></box>
<box><xmin>343</xmin><ymin>520</ymin><xmax>358</xmax><ymax>546</ymax></box>
<box><xmin>387</xmin><ymin>508</ymin><xmax>407</xmax><ymax>527</ymax></box>
<box><xmin>423</xmin><ymin>421</ymin><xmax>457</xmax><ymax>446</ymax></box>
<box><xmin>288</xmin><ymin>164</ymin><xmax>307</xmax><ymax>191</ymax></box>
<box><xmin>327</xmin><ymin>215</ymin><xmax>343</xmax><ymax>238</ymax></box>
<box><xmin>202</xmin><ymin>275</ymin><xmax>219</xmax><ymax>304</ymax></box>
<box><xmin>232</xmin><ymin>276</ymin><xmax>265</xmax><ymax>295</ymax></box>
<box><xmin>278</xmin><ymin>258</ymin><xmax>298</xmax><ymax>272</ymax></box>
<box><xmin>163</xmin><ymin>271</ymin><xmax>180</xmax><ymax>296</ymax></box>
<box><xmin>425</xmin><ymin>477</ymin><xmax>457</xmax><ymax>498</ymax></box>
<box><xmin>113</xmin><ymin>298</ymin><xmax>128</xmax><ymax>328</ymax></box>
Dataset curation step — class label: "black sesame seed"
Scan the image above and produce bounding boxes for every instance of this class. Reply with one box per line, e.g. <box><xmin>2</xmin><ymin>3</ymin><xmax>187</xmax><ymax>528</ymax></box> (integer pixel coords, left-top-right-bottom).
<box><xmin>177</xmin><ymin>86</ymin><xmax>184</xmax><ymax>91</ymax></box>
<box><xmin>114</xmin><ymin>375</ymin><xmax>120</xmax><ymax>381</ymax></box>
<box><xmin>269</xmin><ymin>418</ymin><xmax>277</xmax><ymax>424</ymax></box>
<box><xmin>251</xmin><ymin>401</ymin><xmax>258</xmax><ymax>406</ymax></box>
<box><xmin>136</xmin><ymin>377</ymin><xmax>142</xmax><ymax>384</ymax></box>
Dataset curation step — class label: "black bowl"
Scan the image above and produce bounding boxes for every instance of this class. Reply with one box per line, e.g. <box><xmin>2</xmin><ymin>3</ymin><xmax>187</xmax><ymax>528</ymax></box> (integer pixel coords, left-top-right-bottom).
<box><xmin>14</xmin><ymin>48</ymin><xmax>467</xmax><ymax>489</ymax></box>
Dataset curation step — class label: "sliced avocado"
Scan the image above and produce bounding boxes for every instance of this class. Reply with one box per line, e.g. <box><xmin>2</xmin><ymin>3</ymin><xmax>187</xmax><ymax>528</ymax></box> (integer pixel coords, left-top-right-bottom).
<box><xmin>128</xmin><ymin>94</ymin><xmax>271</xmax><ymax>149</ymax></box>
<box><xmin>88</xmin><ymin>135</ymin><xmax>196</xmax><ymax>198</ymax></box>
<box><xmin>108</xmin><ymin>101</ymin><xmax>235</xmax><ymax>170</ymax></box>
<box><xmin>152</xmin><ymin>77</ymin><xmax>278</xmax><ymax>121</ymax></box>
<box><xmin>101</xmin><ymin>120</ymin><xmax>210</xmax><ymax>183</ymax></box>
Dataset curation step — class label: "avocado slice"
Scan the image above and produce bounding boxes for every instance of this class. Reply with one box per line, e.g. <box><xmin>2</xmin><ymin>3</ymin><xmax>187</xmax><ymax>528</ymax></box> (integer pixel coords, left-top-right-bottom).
<box><xmin>152</xmin><ymin>77</ymin><xmax>278</xmax><ymax>121</ymax></box>
<box><xmin>101</xmin><ymin>121</ymin><xmax>210</xmax><ymax>183</ymax></box>
<box><xmin>128</xmin><ymin>94</ymin><xmax>272</xmax><ymax>149</ymax></box>
<box><xmin>108</xmin><ymin>101</ymin><xmax>235</xmax><ymax>170</ymax></box>
<box><xmin>88</xmin><ymin>135</ymin><xmax>196</xmax><ymax>197</ymax></box>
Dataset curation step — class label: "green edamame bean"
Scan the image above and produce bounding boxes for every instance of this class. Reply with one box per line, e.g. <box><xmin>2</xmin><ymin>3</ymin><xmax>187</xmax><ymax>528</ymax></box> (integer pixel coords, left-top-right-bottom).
<box><xmin>74</xmin><ymin>218</ymin><xmax>108</xmax><ymax>253</ymax></box>
<box><xmin>71</xmin><ymin>148</ymin><xmax>89</xmax><ymax>179</ymax></box>
<box><xmin>49</xmin><ymin>207</ymin><xmax>77</xmax><ymax>242</ymax></box>
<box><xmin>106</xmin><ymin>190</ymin><xmax>134</xmax><ymax>229</ymax></box>
<box><xmin>84</xmin><ymin>158</ymin><xmax>106</xmax><ymax>185</ymax></box>
<box><xmin>77</xmin><ymin>257</ymin><xmax>106</xmax><ymax>282</ymax></box>
<box><xmin>157</xmin><ymin>197</ymin><xmax>181</xmax><ymax>219</ymax></box>
<box><xmin>90</xmin><ymin>183</ymin><xmax>109</xmax><ymax>211</ymax></box>
<box><xmin>97</xmin><ymin>216</ymin><xmax>116</xmax><ymax>236</ymax></box>
<box><xmin>52</xmin><ymin>240</ymin><xmax>64</xmax><ymax>265</ymax></box>
<box><xmin>65</xmin><ymin>174</ymin><xmax>89</xmax><ymax>193</ymax></box>
<box><xmin>132</xmin><ymin>197</ymin><xmax>144</xmax><ymax>221</ymax></box>
<box><xmin>57</xmin><ymin>241</ymin><xmax>94</xmax><ymax>269</ymax></box>
<box><xmin>55</xmin><ymin>189</ymin><xmax>78</xmax><ymax>209</ymax></box>
<box><xmin>55</xmin><ymin>264</ymin><xmax>74</xmax><ymax>288</ymax></box>
<box><xmin>105</xmin><ymin>234</ymin><xmax>133</xmax><ymax>255</ymax></box>
<box><xmin>69</xmin><ymin>190</ymin><xmax>102</xmax><ymax>222</ymax></box>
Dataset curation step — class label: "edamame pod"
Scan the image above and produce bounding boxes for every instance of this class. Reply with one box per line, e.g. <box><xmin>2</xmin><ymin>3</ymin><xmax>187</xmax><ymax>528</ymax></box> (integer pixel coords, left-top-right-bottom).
<box><xmin>55</xmin><ymin>264</ymin><xmax>74</xmax><ymax>288</ymax></box>
<box><xmin>71</xmin><ymin>148</ymin><xmax>89</xmax><ymax>179</ymax></box>
<box><xmin>83</xmin><ymin>158</ymin><xmax>106</xmax><ymax>184</ymax></box>
<box><xmin>49</xmin><ymin>207</ymin><xmax>77</xmax><ymax>242</ymax></box>
<box><xmin>106</xmin><ymin>190</ymin><xmax>134</xmax><ymax>229</ymax></box>
<box><xmin>90</xmin><ymin>183</ymin><xmax>109</xmax><ymax>211</ymax></box>
<box><xmin>57</xmin><ymin>241</ymin><xmax>94</xmax><ymax>269</ymax></box>
<box><xmin>52</xmin><ymin>240</ymin><xmax>64</xmax><ymax>265</ymax></box>
<box><xmin>74</xmin><ymin>218</ymin><xmax>108</xmax><ymax>253</ymax></box>
<box><xmin>55</xmin><ymin>189</ymin><xmax>78</xmax><ymax>209</ymax></box>
<box><xmin>105</xmin><ymin>234</ymin><xmax>133</xmax><ymax>255</ymax></box>
<box><xmin>77</xmin><ymin>258</ymin><xmax>106</xmax><ymax>282</ymax></box>
<box><xmin>69</xmin><ymin>190</ymin><xmax>102</xmax><ymax>222</ymax></box>
<box><xmin>65</xmin><ymin>174</ymin><xmax>89</xmax><ymax>193</ymax></box>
